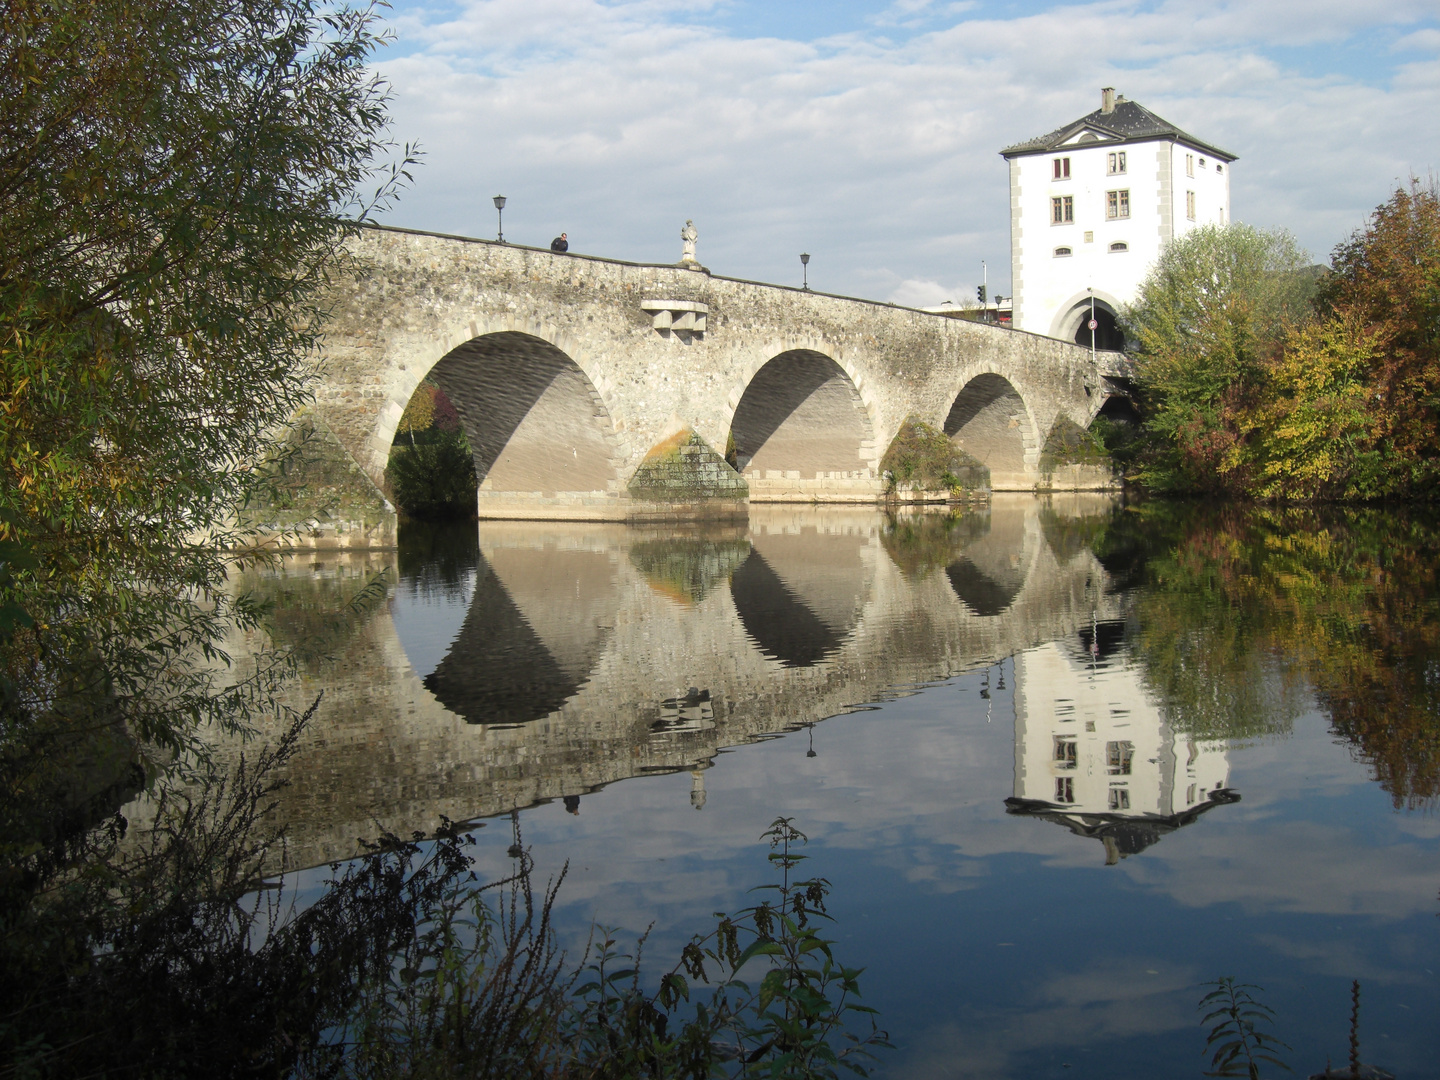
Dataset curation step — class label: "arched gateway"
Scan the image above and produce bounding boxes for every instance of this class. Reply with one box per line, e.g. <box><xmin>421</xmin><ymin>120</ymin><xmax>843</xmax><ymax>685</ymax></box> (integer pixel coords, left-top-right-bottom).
<box><xmin>307</xmin><ymin>225</ymin><xmax>1123</xmax><ymax>525</ymax></box>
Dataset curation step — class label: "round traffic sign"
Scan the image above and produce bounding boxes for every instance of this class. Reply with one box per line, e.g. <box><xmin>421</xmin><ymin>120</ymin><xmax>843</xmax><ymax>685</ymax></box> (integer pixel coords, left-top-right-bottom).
<box><xmin>1087</xmin><ymin>318</ymin><xmax>1098</xmax><ymax>330</ymax></box>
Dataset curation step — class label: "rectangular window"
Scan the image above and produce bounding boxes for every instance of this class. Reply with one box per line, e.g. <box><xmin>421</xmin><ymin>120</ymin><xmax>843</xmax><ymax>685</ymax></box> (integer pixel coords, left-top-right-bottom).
<box><xmin>1052</xmin><ymin>156</ymin><xmax>1071</xmax><ymax>180</ymax></box>
<box><xmin>1107</xmin><ymin>151</ymin><xmax>1126</xmax><ymax>175</ymax></box>
<box><xmin>1051</xmin><ymin>195</ymin><xmax>1074</xmax><ymax>224</ymax></box>
<box><xmin>1106</xmin><ymin>741</ymin><xmax>1133</xmax><ymax>775</ymax></box>
<box><xmin>1108</xmin><ymin>786</ymin><xmax>1131</xmax><ymax>811</ymax></box>
<box><xmin>1054</xmin><ymin>736</ymin><xmax>1078</xmax><ymax>769</ymax></box>
<box><xmin>1105</xmin><ymin>189</ymin><xmax>1130</xmax><ymax>219</ymax></box>
<box><xmin>1186</xmin><ymin>153</ymin><xmax>1195</xmax><ymax>177</ymax></box>
<box><xmin>1186</xmin><ymin>190</ymin><xmax>1196</xmax><ymax>220</ymax></box>
<box><xmin>1055</xmin><ymin>776</ymin><xmax>1075</xmax><ymax>804</ymax></box>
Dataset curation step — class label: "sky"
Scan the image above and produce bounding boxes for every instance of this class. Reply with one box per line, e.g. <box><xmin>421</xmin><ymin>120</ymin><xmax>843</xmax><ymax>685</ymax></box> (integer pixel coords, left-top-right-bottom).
<box><xmin>370</xmin><ymin>0</ymin><xmax>1440</xmax><ymax>306</ymax></box>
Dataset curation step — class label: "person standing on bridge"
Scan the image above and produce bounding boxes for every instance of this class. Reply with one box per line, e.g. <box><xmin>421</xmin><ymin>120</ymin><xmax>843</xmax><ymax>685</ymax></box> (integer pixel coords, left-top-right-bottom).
<box><xmin>550</xmin><ymin>232</ymin><xmax>568</xmax><ymax>252</ymax></box>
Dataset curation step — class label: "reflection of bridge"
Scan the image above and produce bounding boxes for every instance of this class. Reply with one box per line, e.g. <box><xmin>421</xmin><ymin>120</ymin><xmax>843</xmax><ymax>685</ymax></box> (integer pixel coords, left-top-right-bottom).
<box><xmin>213</xmin><ymin>498</ymin><xmax>1127</xmax><ymax>868</ymax></box>
<box><xmin>314</xmin><ymin>227</ymin><xmax>1126</xmax><ymax>520</ymax></box>
<box><xmin>1005</xmin><ymin>631</ymin><xmax>1237</xmax><ymax>864</ymax></box>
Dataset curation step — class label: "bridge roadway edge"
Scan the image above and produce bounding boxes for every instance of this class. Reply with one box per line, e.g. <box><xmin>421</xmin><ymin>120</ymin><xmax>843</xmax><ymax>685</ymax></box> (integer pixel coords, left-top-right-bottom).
<box><xmin>309</xmin><ymin>225</ymin><xmax>1124</xmax><ymax>527</ymax></box>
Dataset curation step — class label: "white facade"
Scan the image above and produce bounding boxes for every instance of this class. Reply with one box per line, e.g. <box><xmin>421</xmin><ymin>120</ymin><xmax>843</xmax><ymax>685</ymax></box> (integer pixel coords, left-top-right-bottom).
<box><xmin>1003</xmin><ymin>89</ymin><xmax>1235</xmax><ymax>345</ymax></box>
<box><xmin>1011</xmin><ymin>633</ymin><xmax>1232</xmax><ymax>864</ymax></box>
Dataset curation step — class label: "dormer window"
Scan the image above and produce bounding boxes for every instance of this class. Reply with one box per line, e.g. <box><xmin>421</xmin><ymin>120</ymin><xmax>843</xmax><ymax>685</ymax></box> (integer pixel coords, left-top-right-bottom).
<box><xmin>1109</xmin><ymin>242</ymin><xmax>1128</xmax><ymax>253</ymax></box>
<box><xmin>1107</xmin><ymin>151</ymin><xmax>1126</xmax><ymax>175</ymax></box>
<box><xmin>1053</xmin><ymin>157</ymin><xmax>1071</xmax><ymax>180</ymax></box>
<box><xmin>1054</xmin><ymin>246</ymin><xmax>1073</xmax><ymax>257</ymax></box>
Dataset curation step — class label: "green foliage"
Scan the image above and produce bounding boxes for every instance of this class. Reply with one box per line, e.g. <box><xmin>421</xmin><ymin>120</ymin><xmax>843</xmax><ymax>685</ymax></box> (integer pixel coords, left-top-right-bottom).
<box><xmin>1</xmin><ymin>704</ymin><xmax>480</xmax><ymax>1080</ymax></box>
<box><xmin>0</xmin><ymin>4</ymin><xmax>420</xmax><ymax>1072</ymax></box>
<box><xmin>1122</xmin><ymin>223</ymin><xmax>1316</xmax><ymax>494</ymax></box>
<box><xmin>1199</xmin><ymin>977</ymin><xmax>1292</xmax><ymax>1079</ymax></box>
<box><xmin>302</xmin><ymin>816</ymin><xmax>889</xmax><ymax>1079</ymax></box>
<box><xmin>1039</xmin><ymin>415</ymin><xmax>1110</xmax><ymax>470</ymax></box>
<box><xmin>1242</xmin><ymin>315</ymin><xmax>1386</xmax><ymax>500</ymax></box>
<box><xmin>1300</xmin><ymin>179</ymin><xmax>1440</xmax><ymax>498</ymax></box>
<box><xmin>0</xmin><ymin>0</ymin><xmax>413</xmax><ymax>790</ymax></box>
<box><xmin>1126</xmin><ymin>184</ymin><xmax>1440</xmax><ymax>502</ymax></box>
<box><xmin>880</xmin><ymin>416</ymin><xmax>987</xmax><ymax>493</ymax></box>
<box><xmin>386</xmin><ymin>431</ymin><xmax>479</xmax><ymax>520</ymax></box>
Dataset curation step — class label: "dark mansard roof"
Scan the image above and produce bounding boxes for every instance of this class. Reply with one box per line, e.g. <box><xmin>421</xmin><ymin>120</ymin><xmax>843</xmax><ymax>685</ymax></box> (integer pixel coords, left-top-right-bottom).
<box><xmin>1001</xmin><ymin>98</ymin><xmax>1236</xmax><ymax>162</ymax></box>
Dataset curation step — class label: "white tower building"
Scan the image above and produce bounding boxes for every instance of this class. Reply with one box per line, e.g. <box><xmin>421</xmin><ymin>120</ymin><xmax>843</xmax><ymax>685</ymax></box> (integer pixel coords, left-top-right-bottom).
<box><xmin>1001</xmin><ymin>88</ymin><xmax>1236</xmax><ymax>348</ymax></box>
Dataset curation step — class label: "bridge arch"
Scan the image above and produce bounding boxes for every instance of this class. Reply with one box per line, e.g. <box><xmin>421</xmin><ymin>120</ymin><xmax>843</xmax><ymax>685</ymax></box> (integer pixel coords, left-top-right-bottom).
<box><xmin>726</xmin><ymin>347</ymin><xmax>879</xmax><ymax>501</ymax></box>
<box><xmin>943</xmin><ymin>371</ymin><xmax>1041</xmax><ymax>491</ymax></box>
<box><xmin>1048</xmin><ymin>288</ymin><xmax>1127</xmax><ymax>352</ymax></box>
<box><xmin>389</xmin><ymin>330</ymin><xmax>622</xmax><ymax>512</ymax></box>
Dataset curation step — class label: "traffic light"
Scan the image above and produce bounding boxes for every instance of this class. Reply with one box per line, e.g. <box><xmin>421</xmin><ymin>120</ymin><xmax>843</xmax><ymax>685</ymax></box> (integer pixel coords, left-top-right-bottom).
<box><xmin>977</xmin><ymin>284</ymin><xmax>987</xmax><ymax>304</ymax></box>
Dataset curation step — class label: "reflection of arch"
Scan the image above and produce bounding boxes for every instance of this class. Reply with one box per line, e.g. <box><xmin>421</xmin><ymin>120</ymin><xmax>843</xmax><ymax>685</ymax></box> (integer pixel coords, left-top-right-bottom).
<box><xmin>728</xmin><ymin>350</ymin><xmax>875</xmax><ymax>498</ymax></box>
<box><xmin>391</xmin><ymin>520</ymin><xmax>481</xmax><ymax>679</ymax></box>
<box><xmin>730</xmin><ymin>530</ymin><xmax>868</xmax><ymax>667</ymax></box>
<box><xmin>943</xmin><ymin>373</ymin><xmax>1038</xmax><ymax>489</ymax></box>
<box><xmin>943</xmin><ymin>497</ymin><xmax>1035</xmax><ymax>617</ymax></box>
<box><xmin>946</xmin><ymin>560</ymin><xmax>1022</xmax><ymax>617</ymax></box>
<box><xmin>1048</xmin><ymin>290</ymin><xmax>1126</xmax><ymax>351</ymax></box>
<box><xmin>418</xmin><ymin>543</ymin><xmax>619</xmax><ymax>726</ymax></box>
<box><xmin>422</xmin><ymin>332</ymin><xmax>620</xmax><ymax>499</ymax></box>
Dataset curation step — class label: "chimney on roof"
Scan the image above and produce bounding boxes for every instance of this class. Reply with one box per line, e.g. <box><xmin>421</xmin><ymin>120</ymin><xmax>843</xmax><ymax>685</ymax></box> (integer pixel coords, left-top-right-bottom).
<box><xmin>1101</xmin><ymin>87</ymin><xmax>1116</xmax><ymax>114</ymax></box>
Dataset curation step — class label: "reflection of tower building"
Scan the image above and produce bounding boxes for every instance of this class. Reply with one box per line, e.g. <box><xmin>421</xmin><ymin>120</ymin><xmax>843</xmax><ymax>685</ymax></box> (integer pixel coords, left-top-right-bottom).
<box><xmin>1006</xmin><ymin>623</ymin><xmax>1237</xmax><ymax>864</ymax></box>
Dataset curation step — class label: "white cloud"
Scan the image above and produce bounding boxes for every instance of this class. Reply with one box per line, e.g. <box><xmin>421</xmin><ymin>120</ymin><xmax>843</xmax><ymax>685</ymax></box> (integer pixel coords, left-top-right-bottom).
<box><xmin>371</xmin><ymin>0</ymin><xmax>1440</xmax><ymax>301</ymax></box>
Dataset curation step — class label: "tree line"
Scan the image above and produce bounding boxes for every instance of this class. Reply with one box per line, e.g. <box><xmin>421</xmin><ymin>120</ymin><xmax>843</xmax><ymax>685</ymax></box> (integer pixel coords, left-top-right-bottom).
<box><xmin>1121</xmin><ymin>180</ymin><xmax>1440</xmax><ymax>501</ymax></box>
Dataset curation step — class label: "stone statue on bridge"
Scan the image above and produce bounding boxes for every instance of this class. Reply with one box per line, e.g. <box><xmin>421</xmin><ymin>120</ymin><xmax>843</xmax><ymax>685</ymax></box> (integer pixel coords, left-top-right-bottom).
<box><xmin>680</xmin><ymin>219</ymin><xmax>698</xmax><ymax>266</ymax></box>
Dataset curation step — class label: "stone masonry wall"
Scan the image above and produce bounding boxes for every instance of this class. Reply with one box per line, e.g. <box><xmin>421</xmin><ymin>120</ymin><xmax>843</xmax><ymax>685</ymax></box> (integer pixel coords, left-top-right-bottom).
<box><xmin>312</xmin><ymin>225</ymin><xmax>1120</xmax><ymax>520</ymax></box>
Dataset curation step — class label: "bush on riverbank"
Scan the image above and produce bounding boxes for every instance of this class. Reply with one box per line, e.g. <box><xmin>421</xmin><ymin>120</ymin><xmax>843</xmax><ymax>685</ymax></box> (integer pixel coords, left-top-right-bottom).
<box><xmin>387</xmin><ymin>435</ymin><xmax>479</xmax><ymax>519</ymax></box>
<box><xmin>386</xmin><ymin>382</ymin><xmax>479</xmax><ymax>518</ymax></box>
<box><xmin>880</xmin><ymin>416</ymin><xmax>988</xmax><ymax>493</ymax></box>
<box><xmin>3</xmin><ymin>706</ymin><xmax>888</xmax><ymax>1080</ymax></box>
<box><xmin>1124</xmin><ymin>181</ymin><xmax>1440</xmax><ymax>501</ymax></box>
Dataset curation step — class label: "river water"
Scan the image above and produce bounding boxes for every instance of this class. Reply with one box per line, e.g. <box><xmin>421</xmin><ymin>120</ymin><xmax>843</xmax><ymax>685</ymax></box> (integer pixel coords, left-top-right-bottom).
<box><xmin>239</xmin><ymin>495</ymin><xmax>1440</xmax><ymax>1079</ymax></box>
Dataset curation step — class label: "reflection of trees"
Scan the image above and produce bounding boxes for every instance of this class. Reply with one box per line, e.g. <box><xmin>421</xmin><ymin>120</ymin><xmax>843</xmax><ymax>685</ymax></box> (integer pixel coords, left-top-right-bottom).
<box><xmin>1111</xmin><ymin>504</ymin><xmax>1440</xmax><ymax>807</ymax></box>
<box><xmin>240</xmin><ymin>564</ymin><xmax>391</xmax><ymax>675</ymax></box>
<box><xmin>879</xmin><ymin>511</ymin><xmax>986</xmax><ymax>580</ymax></box>
<box><xmin>397</xmin><ymin>519</ymin><xmax>480</xmax><ymax>598</ymax></box>
<box><xmin>628</xmin><ymin>533</ymin><xmax>750</xmax><ymax>604</ymax></box>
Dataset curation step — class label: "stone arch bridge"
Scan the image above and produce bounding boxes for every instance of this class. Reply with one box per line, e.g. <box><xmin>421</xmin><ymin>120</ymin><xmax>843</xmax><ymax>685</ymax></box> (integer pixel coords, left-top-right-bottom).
<box><xmin>313</xmin><ymin>226</ymin><xmax>1128</xmax><ymax>520</ymax></box>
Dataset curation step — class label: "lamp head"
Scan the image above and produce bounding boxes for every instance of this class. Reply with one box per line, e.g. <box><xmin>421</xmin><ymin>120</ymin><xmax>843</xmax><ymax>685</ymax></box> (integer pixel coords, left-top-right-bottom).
<box><xmin>800</xmin><ymin>252</ymin><xmax>810</xmax><ymax>265</ymax></box>
<box><xmin>493</xmin><ymin>195</ymin><xmax>507</xmax><ymax>210</ymax></box>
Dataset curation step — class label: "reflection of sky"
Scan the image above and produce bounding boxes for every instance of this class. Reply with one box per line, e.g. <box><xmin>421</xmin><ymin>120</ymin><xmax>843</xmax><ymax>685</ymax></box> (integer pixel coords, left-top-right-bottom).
<box><xmin>388</xmin><ymin>572</ymin><xmax>473</xmax><ymax>678</ymax></box>
<box><xmin>455</xmin><ymin>658</ymin><xmax>1440</xmax><ymax>1080</ymax></box>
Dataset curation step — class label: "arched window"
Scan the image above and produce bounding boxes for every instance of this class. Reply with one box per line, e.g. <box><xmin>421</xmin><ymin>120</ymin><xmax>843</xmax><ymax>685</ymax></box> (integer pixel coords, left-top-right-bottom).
<box><xmin>1109</xmin><ymin>242</ymin><xmax>1128</xmax><ymax>253</ymax></box>
<box><xmin>1054</xmin><ymin>246</ymin><xmax>1072</xmax><ymax>257</ymax></box>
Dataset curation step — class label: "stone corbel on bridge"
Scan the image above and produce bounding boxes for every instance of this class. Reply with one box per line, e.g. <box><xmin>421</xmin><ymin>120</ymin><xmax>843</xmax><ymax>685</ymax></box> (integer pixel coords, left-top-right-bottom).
<box><xmin>641</xmin><ymin>300</ymin><xmax>708</xmax><ymax>341</ymax></box>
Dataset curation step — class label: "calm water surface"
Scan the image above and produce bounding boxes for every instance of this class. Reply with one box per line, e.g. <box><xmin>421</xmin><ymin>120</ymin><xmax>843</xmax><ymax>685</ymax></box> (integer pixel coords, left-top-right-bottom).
<box><xmin>249</xmin><ymin>496</ymin><xmax>1440</xmax><ymax>1079</ymax></box>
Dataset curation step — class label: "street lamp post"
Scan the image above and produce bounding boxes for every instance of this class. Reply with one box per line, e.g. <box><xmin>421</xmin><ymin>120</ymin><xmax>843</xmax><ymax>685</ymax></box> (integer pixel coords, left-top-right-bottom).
<box><xmin>1088</xmin><ymin>286</ymin><xmax>1096</xmax><ymax>359</ymax></box>
<box><xmin>800</xmin><ymin>252</ymin><xmax>810</xmax><ymax>290</ymax></box>
<box><xmin>493</xmin><ymin>195</ymin><xmax>507</xmax><ymax>243</ymax></box>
